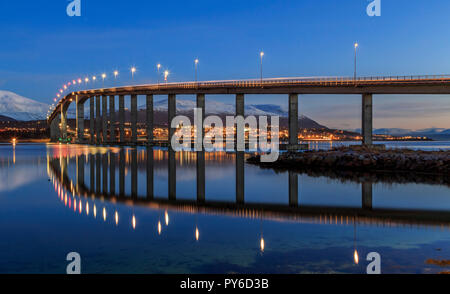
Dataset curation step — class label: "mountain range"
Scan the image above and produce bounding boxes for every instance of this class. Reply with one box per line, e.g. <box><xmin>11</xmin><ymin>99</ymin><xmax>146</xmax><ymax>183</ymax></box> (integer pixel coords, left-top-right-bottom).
<box><xmin>0</xmin><ymin>91</ymin><xmax>49</xmax><ymax>121</ymax></box>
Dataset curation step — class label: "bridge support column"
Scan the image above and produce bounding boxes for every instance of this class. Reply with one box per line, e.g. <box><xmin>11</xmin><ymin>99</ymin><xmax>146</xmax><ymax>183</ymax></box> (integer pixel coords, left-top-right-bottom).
<box><xmin>102</xmin><ymin>95</ymin><xmax>108</xmax><ymax>144</ymax></box>
<box><xmin>61</xmin><ymin>107</ymin><xmax>67</xmax><ymax>141</ymax></box>
<box><xmin>362</xmin><ymin>94</ymin><xmax>373</xmax><ymax>146</ymax></box>
<box><xmin>146</xmin><ymin>95</ymin><xmax>153</xmax><ymax>145</ymax></box>
<box><xmin>131</xmin><ymin>149</ymin><xmax>138</xmax><ymax>198</ymax></box>
<box><xmin>90</xmin><ymin>97</ymin><xmax>95</xmax><ymax>144</ymax></box>
<box><xmin>147</xmin><ymin>147</ymin><xmax>154</xmax><ymax>199</ymax></box>
<box><xmin>169</xmin><ymin>149</ymin><xmax>176</xmax><ymax>200</ymax></box>
<box><xmin>131</xmin><ymin>94</ymin><xmax>138</xmax><ymax>144</ymax></box>
<box><xmin>76</xmin><ymin>96</ymin><xmax>84</xmax><ymax>143</ymax></box>
<box><xmin>110</xmin><ymin>152</ymin><xmax>115</xmax><ymax>195</ymax></box>
<box><xmin>119</xmin><ymin>95</ymin><xmax>125</xmax><ymax>143</ymax></box>
<box><xmin>362</xmin><ymin>181</ymin><xmax>373</xmax><ymax>210</ymax></box>
<box><xmin>196</xmin><ymin>94</ymin><xmax>205</xmax><ymax>150</ymax></box>
<box><xmin>96</xmin><ymin>96</ymin><xmax>101</xmax><ymax>145</ymax></box>
<box><xmin>109</xmin><ymin>96</ymin><xmax>115</xmax><ymax>143</ymax></box>
<box><xmin>288</xmin><ymin>94</ymin><xmax>299</xmax><ymax>149</ymax></box>
<box><xmin>168</xmin><ymin>94</ymin><xmax>176</xmax><ymax>146</ymax></box>
<box><xmin>50</xmin><ymin>116</ymin><xmax>60</xmax><ymax>142</ymax></box>
<box><xmin>197</xmin><ymin>151</ymin><xmax>205</xmax><ymax>202</ymax></box>
<box><xmin>289</xmin><ymin>171</ymin><xmax>298</xmax><ymax>207</ymax></box>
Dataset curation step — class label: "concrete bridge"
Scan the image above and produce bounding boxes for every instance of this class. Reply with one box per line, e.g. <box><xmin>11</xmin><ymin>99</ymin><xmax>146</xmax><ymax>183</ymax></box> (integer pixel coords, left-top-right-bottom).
<box><xmin>47</xmin><ymin>75</ymin><xmax>450</xmax><ymax>147</ymax></box>
<box><xmin>47</xmin><ymin>149</ymin><xmax>450</xmax><ymax>229</ymax></box>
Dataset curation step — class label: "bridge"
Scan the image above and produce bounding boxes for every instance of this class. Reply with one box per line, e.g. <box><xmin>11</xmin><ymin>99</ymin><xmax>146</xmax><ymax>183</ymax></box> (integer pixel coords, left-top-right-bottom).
<box><xmin>47</xmin><ymin>75</ymin><xmax>450</xmax><ymax>147</ymax></box>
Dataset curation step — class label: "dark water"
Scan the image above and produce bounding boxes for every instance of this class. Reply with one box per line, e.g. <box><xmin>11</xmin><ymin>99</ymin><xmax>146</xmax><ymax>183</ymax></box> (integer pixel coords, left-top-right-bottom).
<box><xmin>0</xmin><ymin>143</ymin><xmax>450</xmax><ymax>274</ymax></box>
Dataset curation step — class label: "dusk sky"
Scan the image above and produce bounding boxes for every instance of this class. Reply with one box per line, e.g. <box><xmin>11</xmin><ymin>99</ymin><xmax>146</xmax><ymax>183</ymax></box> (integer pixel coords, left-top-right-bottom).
<box><xmin>1</xmin><ymin>0</ymin><xmax>450</xmax><ymax>130</ymax></box>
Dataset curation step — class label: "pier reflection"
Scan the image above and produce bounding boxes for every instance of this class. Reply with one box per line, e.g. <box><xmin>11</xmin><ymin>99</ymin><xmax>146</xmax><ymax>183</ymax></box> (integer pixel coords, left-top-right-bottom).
<box><xmin>47</xmin><ymin>146</ymin><xmax>450</xmax><ymax>231</ymax></box>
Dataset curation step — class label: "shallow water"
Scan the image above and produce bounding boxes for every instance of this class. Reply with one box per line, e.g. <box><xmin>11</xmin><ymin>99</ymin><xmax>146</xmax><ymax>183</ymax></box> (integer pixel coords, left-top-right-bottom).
<box><xmin>0</xmin><ymin>143</ymin><xmax>449</xmax><ymax>274</ymax></box>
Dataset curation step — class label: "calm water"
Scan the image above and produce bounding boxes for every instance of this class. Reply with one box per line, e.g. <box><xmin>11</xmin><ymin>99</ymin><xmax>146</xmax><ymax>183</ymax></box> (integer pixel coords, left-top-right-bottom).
<box><xmin>0</xmin><ymin>142</ymin><xmax>450</xmax><ymax>274</ymax></box>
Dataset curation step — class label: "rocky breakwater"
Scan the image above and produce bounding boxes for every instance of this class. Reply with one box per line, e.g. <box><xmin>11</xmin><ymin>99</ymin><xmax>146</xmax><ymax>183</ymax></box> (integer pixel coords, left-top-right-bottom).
<box><xmin>248</xmin><ymin>146</ymin><xmax>450</xmax><ymax>175</ymax></box>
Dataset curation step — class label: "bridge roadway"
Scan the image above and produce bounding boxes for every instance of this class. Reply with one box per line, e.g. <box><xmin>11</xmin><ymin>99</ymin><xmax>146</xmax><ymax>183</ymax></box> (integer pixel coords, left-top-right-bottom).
<box><xmin>48</xmin><ymin>151</ymin><xmax>450</xmax><ymax>229</ymax></box>
<box><xmin>47</xmin><ymin>75</ymin><xmax>450</xmax><ymax>147</ymax></box>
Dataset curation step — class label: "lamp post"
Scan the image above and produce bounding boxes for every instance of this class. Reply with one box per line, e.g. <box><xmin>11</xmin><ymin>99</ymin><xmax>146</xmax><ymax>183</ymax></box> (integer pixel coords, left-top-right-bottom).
<box><xmin>114</xmin><ymin>70</ymin><xmax>119</xmax><ymax>83</ymax></box>
<box><xmin>194</xmin><ymin>59</ymin><xmax>199</xmax><ymax>82</ymax></box>
<box><xmin>354</xmin><ymin>42</ymin><xmax>358</xmax><ymax>80</ymax></box>
<box><xmin>131</xmin><ymin>67</ymin><xmax>136</xmax><ymax>81</ymax></box>
<box><xmin>101</xmin><ymin>74</ymin><xmax>106</xmax><ymax>87</ymax></box>
<box><xmin>260</xmin><ymin>51</ymin><xmax>264</xmax><ymax>84</ymax></box>
<box><xmin>164</xmin><ymin>70</ymin><xmax>169</xmax><ymax>83</ymax></box>
<box><xmin>157</xmin><ymin>64</ymin><xmax>161</xmax><ymax>85</ymax></box>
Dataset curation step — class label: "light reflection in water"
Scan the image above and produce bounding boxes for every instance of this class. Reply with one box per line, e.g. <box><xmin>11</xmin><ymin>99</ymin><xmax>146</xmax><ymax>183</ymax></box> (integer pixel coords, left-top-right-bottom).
<box><xmin>103</xmin><ymin>207</ymin><xmax>107</xmax><ymax>222</ymax></box>
<box><xmin>132</xmin><ymin>215</ymin><xmax>136</xmax><ymax>230</ymax></box>
<box><xmin>115</xmin><ymin>211</ymin><xmax>119</xmax><ymax>226</ymax></box>
<box><xmin>93</xmin><ymin>204</ymin><xmax>97</xmax><ymax>218</ymax></box>
<box><xmin>158</xmin><ymin>221</ymin><xmax>162</xmax><ymax>235</ymax></box>
<box><xmin>165</xmin><ymin>211</ymin><xmax>169</xmax><ymax>226</ymax></box>
<box><xmin>195</xmin><ymin>227</ymin><xmax>199</xmax><ymax>241</ymax></box>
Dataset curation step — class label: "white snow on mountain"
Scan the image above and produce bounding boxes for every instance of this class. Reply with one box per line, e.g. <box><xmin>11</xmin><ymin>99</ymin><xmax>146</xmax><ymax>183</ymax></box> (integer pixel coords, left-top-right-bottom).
<box><xmin>0</xmin><ymin>91</ymin><xmax>49</xmax><ymax>121</ymax></box>
<box><xmin>144</xmin><ymin>98</ymin><xmax>296</xmax><ymax>117</ymax></box>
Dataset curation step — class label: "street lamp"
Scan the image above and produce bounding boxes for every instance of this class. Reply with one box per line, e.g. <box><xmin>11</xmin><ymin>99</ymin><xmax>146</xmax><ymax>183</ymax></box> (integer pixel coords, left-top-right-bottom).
<box><xmin>157</xmin><ymin>64</ymin><xmax>162</xmax><ymax>84</ymax></box>
<box><xmin>164</xmin><ymin>70</ymin><xmax>169</xmax><ymax>83</ymax></box>
<box><xmin>131</xmin><ymin>67</ymin><xmax>136</xmax><ymax>80</ymax></box>
<box><xmin>194</xmin><ymin>59</ymin><xmax>199</xmax><ymax>82</ymax></box>
<box><xmin>114</xmin><ymin>70</ymin><xmax>119</xmax><ymax>85</ymax></box>
<box><xmin>354</xmin><ymin>42</ymin><xmax>359</xmax><ymax>80</ymax></box>
<box><xmin>101</xmin><ymin>73</ymin><xmax>106</xmax><ymax>87</ymax></box>
<box><xmin>260</xmin><ymin>51</ymin><xmax>264</xmax><ymax>83</ymax></box>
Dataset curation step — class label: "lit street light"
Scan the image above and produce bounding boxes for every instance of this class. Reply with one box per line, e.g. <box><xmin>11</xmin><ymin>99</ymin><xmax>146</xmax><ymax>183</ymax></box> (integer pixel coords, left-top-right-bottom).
<box><xmin>101</xmin><ymin>73</ymin><xmax>106</xmax><ymax>87</ymax></box>
<box><xmin>260</xmin><ymin>51</ymin><xmax>264</xmax><ymax>83</ymax></box>
<box><xmin>164</xmin><ymin>70</ymin><xmax>169</xmax><ymax>83</ymax></box>
<box><xmin>194</xmin><ymin>59</ymin><xmax>199</xmax><ymax>82</ymax></box>
<box><xmin>131</xmin><ymin>67</ymin><xmax>136</xmax><ymax>80</ymax></box>
<box><xmin>157</xmin><ymin>64</ymin><xmax>162</xmax><ymax>84</ymax></box>
<box><xmin>354</xmin><ymin>42</ymin><xmax>359</xmax><ymax>80</ymax></box>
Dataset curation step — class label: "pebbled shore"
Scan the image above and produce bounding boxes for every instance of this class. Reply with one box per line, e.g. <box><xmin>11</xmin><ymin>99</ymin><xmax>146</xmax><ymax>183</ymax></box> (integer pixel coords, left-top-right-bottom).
<box><xmin>248</xmin><ymin>146</ymin><xmax>450</xmax><ymax>175</ymax></box>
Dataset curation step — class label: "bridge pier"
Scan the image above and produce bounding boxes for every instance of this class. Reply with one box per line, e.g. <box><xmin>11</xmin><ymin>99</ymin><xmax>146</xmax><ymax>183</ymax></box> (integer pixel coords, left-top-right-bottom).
<box><xmin>109</xmin><ymin>95</ymin><xmax>115</xmax><ymax>143</ymax></box>
<box><xmin>146</xmin><ymin>95</ymin><xmax>153</xmax><ymax>144</ymax></box>
<box><xmin>119</xmin><ymin>95</ymin><xmax>125</xmax><ymax>143</ymax></box>
<box><xmin>196</xmin><ymin>94</ymin><xmax>205</xmax><ymax>150</ymax></box>
<box><xmin>168</xmin><ymin>94</ymin><xmax>176</xmax><ymax>146</ymax></box>
<box><xmin>131</xmin><ymin>94</ymin><xmax>138</xmax><ymax>144</ymax></box>
<box><xmin>76</xmin><ymin>96</ymin><xmax>84</xmax><ymax>143</ymax></box>
<box><xmin>362</xmin><ymin>94</ymin><xmax>373</xmax><ymax>146</ymax></box>
<box><xmin>90</xmin><ymin>97</ymin><xmax>95</xmax><ymax>144</ymax></box>
<box><xmin>288</xmin><ymin>94</ymin><xmax>299</xmax><ymax>150</ymax></box>
<box><xmin>95</xmin><ymin>96</ymin><xmax>101</xmax><ymax>145</ymax></box>
<box><xmin>50</xmin><ymin>115</ymin><xmax>60</xmax><ymax>142</ymax></box>
<box><xmin>60</xmin><ymin>107</ymin><xmax>68</xmax><ymax>141</ymax></box>
<box><xmin>102</xmin><ymin>95</ymin><xmax>108</xmax><ymax>144</ymax></box>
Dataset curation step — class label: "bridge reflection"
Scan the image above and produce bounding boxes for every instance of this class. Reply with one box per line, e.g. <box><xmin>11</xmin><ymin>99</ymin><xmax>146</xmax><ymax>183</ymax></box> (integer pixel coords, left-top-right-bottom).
<box><xmin>47</xmin><ymin>146</ymin><xmax>450</xmax><ymax>230</ymax></box>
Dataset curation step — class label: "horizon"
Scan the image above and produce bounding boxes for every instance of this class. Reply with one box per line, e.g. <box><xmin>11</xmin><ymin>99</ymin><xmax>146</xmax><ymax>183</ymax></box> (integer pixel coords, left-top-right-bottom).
<box><xmin>1</xmin><ymin>1</ymin><xmax>450</xmax><ymax>129</ymax></box>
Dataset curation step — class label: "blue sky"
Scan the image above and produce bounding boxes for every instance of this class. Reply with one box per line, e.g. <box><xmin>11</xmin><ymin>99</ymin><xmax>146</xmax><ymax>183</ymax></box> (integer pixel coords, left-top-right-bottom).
<box><xmin>1</xmin><ymin>0</ymin><xmax>450</xmax><ymax>129</ymax></box>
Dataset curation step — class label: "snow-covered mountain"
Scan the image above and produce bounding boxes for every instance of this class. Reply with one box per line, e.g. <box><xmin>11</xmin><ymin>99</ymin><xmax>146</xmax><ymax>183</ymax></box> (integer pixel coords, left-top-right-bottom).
<box><xmin>143</xmin><ymin>98</ymin><xmax>300</xmax><ymax>117</ymax></box>
<box><xmin>0</xmin><ymin>91</ymin><xmax>49</xmax><ymax>121</ymax></box>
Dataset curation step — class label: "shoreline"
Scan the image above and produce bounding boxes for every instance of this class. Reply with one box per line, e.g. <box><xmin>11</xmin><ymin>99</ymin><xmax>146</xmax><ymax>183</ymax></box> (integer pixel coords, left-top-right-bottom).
<box><xmin>248</xmin><ymin>145</ymin><xmax>450</xmax><ymax>175</ymax></box>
